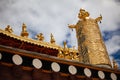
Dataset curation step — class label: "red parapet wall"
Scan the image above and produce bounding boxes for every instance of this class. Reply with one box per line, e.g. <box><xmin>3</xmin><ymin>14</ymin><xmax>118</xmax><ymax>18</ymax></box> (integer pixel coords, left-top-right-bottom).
<box><xmin>0</xmin><ymin>33</ymin><xmax>58</xmax><ymax>56</ymax></box>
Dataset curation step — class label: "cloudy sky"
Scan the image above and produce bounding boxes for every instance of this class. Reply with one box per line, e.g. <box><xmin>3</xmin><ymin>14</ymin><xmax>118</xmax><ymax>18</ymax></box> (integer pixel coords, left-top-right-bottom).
<box><xmin>0</xmin><ymin>0</ymin><xmax>120</xmax><ymax>68</ymax></box>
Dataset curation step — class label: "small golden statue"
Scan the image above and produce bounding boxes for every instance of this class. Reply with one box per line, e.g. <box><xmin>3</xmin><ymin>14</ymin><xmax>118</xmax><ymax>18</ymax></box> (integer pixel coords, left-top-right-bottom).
<box><xmin>21</xmin><ymin>23</ymin><xmax>29</xmax><ymax>37</ymax></box>
<box><xmin>113</xmin><ymin>59</ymin><xmax>118</xmax><ymax>70</ymax></box>
<box><xmin>36</xmin><ymin>33</ymin><xmax>44</xmax><ymax>41</ymax></box>
<box><xmin>63</xmin><ymin>41</ymin><xmax>72</xmax><ymax>60</ymax></box>
<box><xmin>57</xmin><ymin>42</ymin><xmax>80</xmax><ymax>61</ymax></box>
<box><xmin>57</xmin><ymin>47</ymin><xmax>64</xmax><ymax>58</ymax></box>
<box><xmin>50</xmin><ymin>33</ymin><xmax>55</xmax><ymax>44</ymax></box>
<box><xmin>5</xmin><ymin>25</ymin><xmax>13</xmax><ymax>33</ymax></box>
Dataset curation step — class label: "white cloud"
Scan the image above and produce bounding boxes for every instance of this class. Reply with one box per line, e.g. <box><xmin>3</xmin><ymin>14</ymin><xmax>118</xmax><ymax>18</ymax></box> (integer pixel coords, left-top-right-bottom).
<box><xmin>105</xmin><ymin>35</ymin><xmax>120</xmax><ymax>55</ymax></box>
<box><xmin>105</xmin><ymin>35</ymin><xmax>120</xmax><ymax>67</ymax></box>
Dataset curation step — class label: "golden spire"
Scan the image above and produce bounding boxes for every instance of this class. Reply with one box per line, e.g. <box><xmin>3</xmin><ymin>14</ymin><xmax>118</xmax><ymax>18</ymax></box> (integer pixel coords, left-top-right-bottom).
<box><xmin>5</xmin><ymin>25</ymin><xmax>13</xmax><ymax>33</ymax></box>
<box><xmin>36</xmin><ymin>33</ymin><xmax>44</xmax><ymax>41</ymax></box>
<box><xmin>113</xmin><ymin>59</ymin><xmax>118</xmax><ymax>70</ymax></box>
<box><xmin>50</xmin><ymin>33</ymin><xmax>55</xmax><ymax>44</ymax></box>
<box><xmin>21</xmin><ymin>23</ymin><xmax>29</xmax><ymax>37</ymax></box>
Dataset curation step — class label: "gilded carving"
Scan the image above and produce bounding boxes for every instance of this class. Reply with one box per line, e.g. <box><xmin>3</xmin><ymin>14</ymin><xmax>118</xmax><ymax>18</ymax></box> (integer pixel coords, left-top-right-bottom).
<box><xmin>57</xmin><ymin>41</ymin><xmax>80</xmax><ymax>61</ymax></box>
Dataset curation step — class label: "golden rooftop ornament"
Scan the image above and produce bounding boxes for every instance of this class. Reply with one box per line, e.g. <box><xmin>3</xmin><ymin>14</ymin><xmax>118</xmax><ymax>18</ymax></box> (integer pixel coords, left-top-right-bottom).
<box><xmin>5</xmin><ymin>25</ymin><xmax>13</xmax><ymax>33</ymax></box>
<box><xmin>36</xmin><ymin>33</ymin><xmax>44</xmax><ymax>41</ymax></box>
<box><xmin>1</xmin><ymin>24</ymin><xmax>78</xmax><ymax>55</ymax></box>
<box><xmin>21</xmin><ymin>23</ymin><xmax>29</xmax><ymax>37</ymax></box>
<box><xmin>68</xmin><ymin>8</ymin><xmax>111</xmax><ymax>68</ymax></box>
<box><xmin>50</xmin><ymin>33</ymin><xmax>55</xmax><ymax>44</ymax></box>
<box><xmin>57</xmin><ymin>47</ymin><xmax>64</xmax><ymax>58</ymax></box>
<box><xmin>57</xmin><ymin>41</ymin><xmax>79</xmax><ymax>61</ymax></box>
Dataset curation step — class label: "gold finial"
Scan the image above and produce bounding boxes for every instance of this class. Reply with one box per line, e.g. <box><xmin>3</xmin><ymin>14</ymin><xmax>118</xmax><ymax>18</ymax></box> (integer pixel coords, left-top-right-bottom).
<box><xmin>36</xmin><ymin>33</ymin><xmax>44</xmax><ymax>41</ymax></box>
<box><xmin>22</xmin><ymin>23</ymin><xmax>27</xmax><ymax>32</ymax></box>
<box><xmin>113</xmin><ymin>59</ymin><xmax>118</xmax><ymax>70</ymax></box>
<box><xmin>21</xmin><ymin>23</ymin><xmax>29</xmax><ymax>37</ymax></box>
<box><xmin>50</xmin><ymin>33</ymin><xmax>55</xmax><ymax>44</ymax></box>
<box><xmin>78</xmin><ymin>8</ymin><xmax>90</xmax><ymax>20</ymax></box>
<box><xmin>5</xmin><ymin>25</ymin><xmax>13</xmax><ymax>33</ymax></box>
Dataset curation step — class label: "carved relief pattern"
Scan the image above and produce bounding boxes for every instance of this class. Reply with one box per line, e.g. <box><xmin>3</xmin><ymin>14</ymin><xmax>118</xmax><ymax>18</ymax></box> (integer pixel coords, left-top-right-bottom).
<box><xmin>76</xmin><ymin>21</ymin><xmax>90</xmax><ymax>63</ymax></box>
<box><xmin>79</xmin><ymin>18</ymin><xmax>111</xmax><ymax>65</ymax></box>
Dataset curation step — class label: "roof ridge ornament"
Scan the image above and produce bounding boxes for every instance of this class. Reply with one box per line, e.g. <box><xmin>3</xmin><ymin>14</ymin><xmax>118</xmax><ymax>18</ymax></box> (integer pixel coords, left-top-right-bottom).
<box><xmin>5</xmin><ymin>25</ymin><xmax>13</xmax><ymax>33</ymax></box>
<box><xmin>50</xmin><ymin>33</ymin><xmax>56</xmax><ymax>44</ymax></box>
<box><xmin>36</xmin><ymin>33</ymin><xmax>44</xmax><ymax>41</ymax></box>
<box><xmin>21</xmin><ymin>23</ymin><xmax>29</xmax><ymax>38</ymax></box>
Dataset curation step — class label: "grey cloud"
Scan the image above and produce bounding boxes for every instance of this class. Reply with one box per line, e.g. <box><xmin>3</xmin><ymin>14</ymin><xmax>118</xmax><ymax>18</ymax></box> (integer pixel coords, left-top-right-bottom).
<box><xmin>115</xmin><ymin>0</ymin><xmax>120</xmax><ymax>2</ymax></box>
